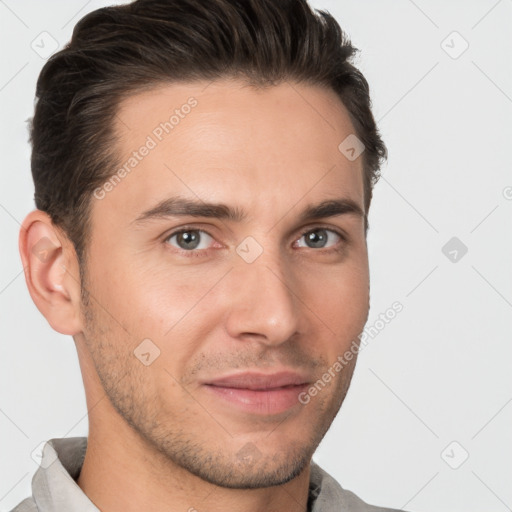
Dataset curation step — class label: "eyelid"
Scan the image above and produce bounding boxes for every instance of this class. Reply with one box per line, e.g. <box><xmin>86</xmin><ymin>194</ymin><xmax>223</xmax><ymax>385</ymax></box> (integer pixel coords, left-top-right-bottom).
<box><xmin>298</xmin><ymin>224</ymin><xmax>347</xmax><ymax>241</ymax></box>
<box><xmin>162</xmin><ymin>224</ymin><xmax>348</xmax><ymax>257</ymax></box>
<box><xmin>164</xmin><ymin>226</ymin><xmax>220</xmax><ymax>251</ymax></box>
<box><xmin>293</xmin><ymin>225</ymin><xmax>347</xmax><ymax>251</ymax></box>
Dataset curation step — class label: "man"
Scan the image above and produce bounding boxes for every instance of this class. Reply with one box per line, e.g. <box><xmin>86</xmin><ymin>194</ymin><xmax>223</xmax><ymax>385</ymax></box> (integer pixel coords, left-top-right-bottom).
<box><xmin>14</xmin><ymin>0</ymin><xmax>403</xmax><ymax>510</ymax></box>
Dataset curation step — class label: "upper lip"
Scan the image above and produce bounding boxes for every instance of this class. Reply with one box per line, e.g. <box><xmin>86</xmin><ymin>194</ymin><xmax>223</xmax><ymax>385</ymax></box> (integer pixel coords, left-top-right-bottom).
<box><xmin>203</xmin><ymin>370</ymin><xmax>311</xmax><ymax>390</ymax></box>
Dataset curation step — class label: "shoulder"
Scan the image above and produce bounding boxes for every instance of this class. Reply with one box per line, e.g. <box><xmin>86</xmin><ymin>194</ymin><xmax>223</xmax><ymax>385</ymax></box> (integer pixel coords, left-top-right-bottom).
<box><xmin>9</xmin><ymin>497</ymin><xmax>37</xmax><ymax>512</ymax></box>
<box><xmin>309</xmin><ymin>460</ymin><xmax>410</xmax><ymax>512</ymax></box>
<box><xmin>338</xmin><ymin>488</ymin><xmax>408</xmax><ymax>511</ymax></box>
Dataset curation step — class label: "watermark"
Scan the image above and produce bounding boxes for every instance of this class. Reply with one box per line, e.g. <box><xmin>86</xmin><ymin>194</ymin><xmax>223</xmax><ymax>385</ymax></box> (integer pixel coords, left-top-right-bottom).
<box><xmin>31</xmin><ymin>236</ymin><xmax>57</xmax><ymax>263</ymax></box>
<box><xmin>503</xmin><ymin>186</ymin><xmax>512</xmax><ymax>200</ymax></box>
<box><xmin>441</xmin><ymin>236</ymin><xmax>468</xmax><ymax>263</ymax></box>
<box><xmin>298</xmin><ymin>301</ymin><xmax>403</xmax><ymax>405</ymax></box>
<box><xmin>31</xmin><ymin>31</ymin><xmax>59</xmax><ymax>60</ymax></box>
<box><xmin>236</xmin><ymin>236</ymin><xmax>264</xmax><ymax>263</ymax></box>
<box><xmin>93</xmin><ymin>97</ymin><xmax>198</xmax><ymax>200</ymax></box>
<box><xmin>31</xmin><ymin>441</ymin><xmax>58</xmax><ymax>469</ymax></box>
<box><xmin>441</xmin><ymin>441</ymin><xmax>469</xmax><ymax>469</ymax></box>
<box><xmin>440</xmin><ymin>31</ymin><xmax>469</xmax><ymax>60</ymax></box>
<box><xmin>134</xmin><ymin>338</ymin><xmax>161</xmax><ymax>366</ymax></box>
<box><xmin>151</xmin><ymin>97</ymin><xmax>198</xmax><ymax>141</ymax></box>
<box><xmin>236</xmin><ymin>442</ymin><xmax>262</xmax><ymax>469</ymax></box>
<box><xmin>338</xmin><ymin>133</ymin><xmax>365</xmax><ymax>161</ymax></box>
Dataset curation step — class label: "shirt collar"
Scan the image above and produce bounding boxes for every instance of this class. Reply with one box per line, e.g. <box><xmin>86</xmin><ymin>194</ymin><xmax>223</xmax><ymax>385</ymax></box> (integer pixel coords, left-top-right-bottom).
<box><xmin>32</xmin><ymin>437</ymin><xmax>99</xmax><ymax>512</ymax></box>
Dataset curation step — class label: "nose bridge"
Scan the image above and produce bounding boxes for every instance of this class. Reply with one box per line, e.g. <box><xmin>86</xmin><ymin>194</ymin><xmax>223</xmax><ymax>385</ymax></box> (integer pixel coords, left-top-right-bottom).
<box><xmin>224</xmin><ymin>242</ymin><xmax>300</xmax><ymax>345</ymax></box>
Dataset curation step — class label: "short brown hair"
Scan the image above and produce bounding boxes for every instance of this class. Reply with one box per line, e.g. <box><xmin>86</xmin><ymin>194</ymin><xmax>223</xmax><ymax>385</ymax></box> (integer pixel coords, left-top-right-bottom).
<box><xmin>31</xmin><ymin>0</ymin><xmax>387</xmax><ymax>265</ymax></box>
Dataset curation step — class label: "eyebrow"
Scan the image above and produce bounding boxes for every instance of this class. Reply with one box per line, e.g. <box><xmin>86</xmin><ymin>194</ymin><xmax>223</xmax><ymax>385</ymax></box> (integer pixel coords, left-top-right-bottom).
<box><xmin>132</xmin><ymin>196</ymin><xmax>364</xmax><ymax>225</ymax></box>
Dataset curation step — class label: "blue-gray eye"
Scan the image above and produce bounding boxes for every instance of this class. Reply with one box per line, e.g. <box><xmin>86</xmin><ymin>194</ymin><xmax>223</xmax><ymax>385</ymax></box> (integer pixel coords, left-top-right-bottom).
<box><xmin>166</xmin><ymin>230</ymin><xmax>214</xmax><ymax>250</ymax></box>
<box><xmin>296</xmin><ymin>228</ymin><xmax>341</xmax><ymax>249</ymax></box>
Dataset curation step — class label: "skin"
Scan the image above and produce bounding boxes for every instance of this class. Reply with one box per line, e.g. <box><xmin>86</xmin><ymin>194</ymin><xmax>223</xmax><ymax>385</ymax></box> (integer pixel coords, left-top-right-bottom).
<box><xmin>19</xmin><ymin>79</ymin><xmax>370</xmax><ymax>512</ymax></box>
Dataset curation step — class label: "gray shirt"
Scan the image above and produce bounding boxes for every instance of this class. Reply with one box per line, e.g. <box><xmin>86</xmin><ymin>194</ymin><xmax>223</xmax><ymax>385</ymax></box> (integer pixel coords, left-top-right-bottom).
<box><xmin>10</xmin><ymin>438</ymin><xmax>408</xmax><ymax>512</ymax></box>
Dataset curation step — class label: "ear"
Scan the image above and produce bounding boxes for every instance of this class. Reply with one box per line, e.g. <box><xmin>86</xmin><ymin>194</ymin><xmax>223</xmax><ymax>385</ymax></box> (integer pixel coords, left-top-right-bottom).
<box><xmin>19</xmin><ymin>210</ymin><xmax>83</xmax><ymax>335</ymax></box>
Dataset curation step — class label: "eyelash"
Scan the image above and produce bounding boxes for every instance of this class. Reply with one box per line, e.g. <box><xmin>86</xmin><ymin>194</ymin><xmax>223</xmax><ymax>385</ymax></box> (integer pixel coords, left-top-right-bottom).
<box><xmin>163</xmin><ymin>225</ymin><xmax>347</xmax><ymax>258</ymax></box>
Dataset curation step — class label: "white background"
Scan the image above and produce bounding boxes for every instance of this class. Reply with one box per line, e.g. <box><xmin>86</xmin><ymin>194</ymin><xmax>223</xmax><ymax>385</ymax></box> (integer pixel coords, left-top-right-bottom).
<box><xmin>1</xmin><ymin>1</ymin><xmax>511</xmax><ymax>511</ymax></box>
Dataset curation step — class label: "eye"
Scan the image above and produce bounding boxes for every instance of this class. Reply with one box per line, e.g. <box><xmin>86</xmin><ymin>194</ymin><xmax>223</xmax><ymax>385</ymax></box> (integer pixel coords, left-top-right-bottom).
<box><xmin>295</xmin><ymin>228</ymin><xmax>343</xmax><ymax>249</ymax></box>
<box><xmin>165</xmin><ymin>229</ymin><xmax>214</xmax><ymax>251</ymax></box>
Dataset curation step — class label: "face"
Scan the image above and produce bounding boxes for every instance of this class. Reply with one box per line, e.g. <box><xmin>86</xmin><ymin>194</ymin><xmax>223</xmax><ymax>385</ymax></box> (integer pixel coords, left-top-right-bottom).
<box><xmin>79</xmin><ymin>79</ymin><xmax>369</xmax><ymax>488</ymax></box>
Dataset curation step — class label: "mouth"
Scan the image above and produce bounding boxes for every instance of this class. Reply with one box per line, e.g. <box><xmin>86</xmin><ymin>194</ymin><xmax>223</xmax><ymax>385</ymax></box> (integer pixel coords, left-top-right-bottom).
<box><xmin>201</xmin><ymin>370</ymin><xmax>311</xmax><ymax>415</ymax></box>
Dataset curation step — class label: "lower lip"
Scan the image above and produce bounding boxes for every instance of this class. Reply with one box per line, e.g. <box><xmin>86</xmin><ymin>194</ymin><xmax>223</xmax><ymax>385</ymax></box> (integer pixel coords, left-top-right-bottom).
<box><xmin>203</xmin><ymin>384</ymin><xmax>309</xmax><ymax>415</ymax></box>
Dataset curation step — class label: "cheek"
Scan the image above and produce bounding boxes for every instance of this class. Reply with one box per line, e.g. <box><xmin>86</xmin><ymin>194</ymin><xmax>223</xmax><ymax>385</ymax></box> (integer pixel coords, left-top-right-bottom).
<box><xmin>90</xmin><ymin>248</ymin><xmax>189</xmax><ymax>332</ymax></box>
<box><xmin>340</xmin><ymin>261</ymin><xmax>369</xmax><ymax>313</ymax></box>
<box><xmin>307</xmin><ymin>258</ymin><xmax>369</xmax><ymax>344</ymax></box>
<box><xmin>97</xmin><ymin>261</ymin><xmax>228</xmax><ymax>370</ymax></box>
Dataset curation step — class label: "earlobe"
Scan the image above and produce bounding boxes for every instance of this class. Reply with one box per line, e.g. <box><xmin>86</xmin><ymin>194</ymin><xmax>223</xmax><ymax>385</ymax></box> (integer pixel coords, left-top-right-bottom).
<box><xmin>19</xmin><ymin>210</ymin><xmax>83</xmax><ymax>335</ymax></box>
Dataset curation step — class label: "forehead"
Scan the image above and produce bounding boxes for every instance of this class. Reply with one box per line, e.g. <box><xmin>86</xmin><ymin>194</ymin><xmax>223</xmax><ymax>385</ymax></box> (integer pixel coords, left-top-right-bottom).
<box><xmin>100</xmin><ymin>79</ymin><xmax>364</xmax><ymax>223</ymax></box>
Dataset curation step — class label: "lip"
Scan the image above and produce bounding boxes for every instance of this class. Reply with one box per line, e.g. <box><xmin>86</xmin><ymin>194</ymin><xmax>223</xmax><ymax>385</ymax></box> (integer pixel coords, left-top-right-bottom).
<box><xmin>203</xmin><ymin>370</ymin><xmax>311</xmax><ymax>390</ymax></box>
<box><xmin>201</xmin><ymin>370</ymin><xmax>311</xmax><ymax>415</ymax></box>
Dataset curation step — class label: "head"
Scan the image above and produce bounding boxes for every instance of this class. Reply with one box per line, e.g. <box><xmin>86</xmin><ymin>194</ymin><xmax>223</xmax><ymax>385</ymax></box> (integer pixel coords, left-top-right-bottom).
<box><xmin>21</xmin><ymin>0</ymin><xmax>386</xmax><ymax>489</ymax></box>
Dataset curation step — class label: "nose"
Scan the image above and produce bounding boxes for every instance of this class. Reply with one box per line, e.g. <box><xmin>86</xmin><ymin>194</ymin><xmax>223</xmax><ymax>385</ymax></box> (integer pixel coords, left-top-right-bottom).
<box><xmin>224</xmin><ymin>252</ymin><xmax>301</xmax><ymax>347</ymax></box>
